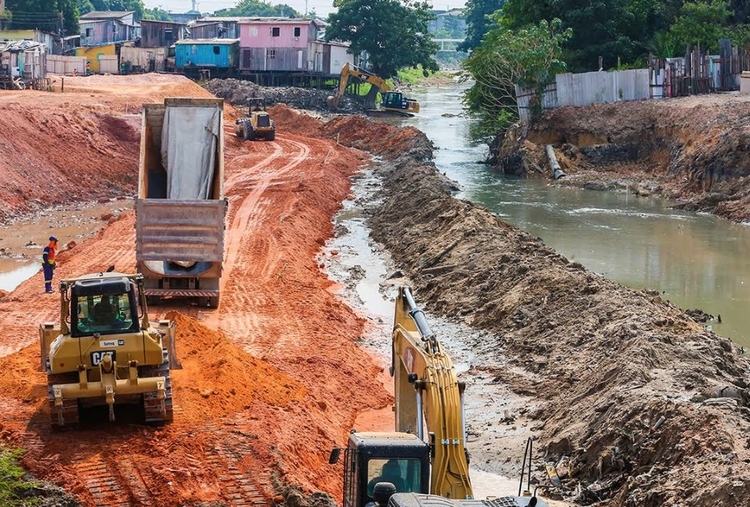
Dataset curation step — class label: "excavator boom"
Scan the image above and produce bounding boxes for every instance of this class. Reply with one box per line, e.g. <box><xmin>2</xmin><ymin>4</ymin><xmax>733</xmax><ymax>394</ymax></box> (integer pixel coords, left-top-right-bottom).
<box><xmin>392</xmin><ymin>286</ymin><xmax>472</xmax><ymax>499</ymax></box>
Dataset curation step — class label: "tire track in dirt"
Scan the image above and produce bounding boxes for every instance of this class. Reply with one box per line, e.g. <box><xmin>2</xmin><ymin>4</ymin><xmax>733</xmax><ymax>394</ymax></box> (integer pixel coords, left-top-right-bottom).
<box><xmin>217</xmin><ymin>136</ymin><xmax>311</xmax><ymax>352</ymax></box>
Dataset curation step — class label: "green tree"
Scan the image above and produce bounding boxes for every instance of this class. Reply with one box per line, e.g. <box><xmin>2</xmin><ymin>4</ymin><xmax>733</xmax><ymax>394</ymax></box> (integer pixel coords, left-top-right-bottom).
<box><xmin>5</xmin><ymin>0</ymin><xmax>78</xmax><ymax>34</ymax></box>
<box><xmin>142</xmin><ymin>7</ymin><xmax>173</xmax><ymax>21</ymax></box>
<box><xmin>461</xmin><ymin>17</ymin><xmax>571</xmax><ymax>142</ymax></box>
<box><xmin>89</xmin><ymin>0</ymin><xmax>146</xmax><ymax>20</ymax></box>
<box><xmin>457</xmin><ymin>0</ymin><xmax>504</xmax><ymax>52</ymax></box>
<box><xmin>668</xmin><ymin>0</ymin><xmax>731</xmax><ymax>53</ymax></box>
<box><xmin>214</xmin><ymin>0</ymin><xmax>301</xmax><ymax>17</ymax></box>
<box><xmin>325</xmin><ymin>0</ymin><xmax>439</xmax><ymax>79</ymax></box>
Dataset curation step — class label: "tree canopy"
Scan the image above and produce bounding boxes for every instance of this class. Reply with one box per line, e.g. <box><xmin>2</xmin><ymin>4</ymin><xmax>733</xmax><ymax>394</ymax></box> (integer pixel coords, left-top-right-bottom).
<box><xmin>214</xmin><ymin>0</ymin><xmax>301</xmax><ymax>18</ymax></box>
<box><xmin>457</xmin><ymin>0</ymin><xmax>504</xmax><ymax>52</ymax></box>
<box><xmin>4</xmin><ymin>0</ymin><xmax>78</xmax><ymax>34</ymax></box>
<box><xmin>461</xmin><ymin>17</ymin><xmax>571</xmax><ymax>141</ymax></box>
<box><xmin>325</xmin><ymin>0</ymin><xmax>439</xmax><ymax>79</ymax></box>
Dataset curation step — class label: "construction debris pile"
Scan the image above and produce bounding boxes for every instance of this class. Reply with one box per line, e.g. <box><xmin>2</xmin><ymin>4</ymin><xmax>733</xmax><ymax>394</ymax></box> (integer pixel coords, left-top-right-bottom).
<box><xmin>205</xmin><ymin>78</ymin><xmax>369</xmax><ymax>114</ymax></box>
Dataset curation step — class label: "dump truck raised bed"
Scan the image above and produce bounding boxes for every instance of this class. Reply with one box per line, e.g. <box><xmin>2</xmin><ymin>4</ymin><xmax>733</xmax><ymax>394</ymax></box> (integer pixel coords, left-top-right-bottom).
<box><xmin>136</xmin><ymin>97</ymin><xmax>227</xmax><ymax>307</ymax></box>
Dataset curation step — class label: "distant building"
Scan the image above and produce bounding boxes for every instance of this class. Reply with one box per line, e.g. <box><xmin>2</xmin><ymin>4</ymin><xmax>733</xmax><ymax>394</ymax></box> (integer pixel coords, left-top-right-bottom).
<box><xmin>140</xmin><ymin>19</ymin><xmax>188</xmax><ymax>48</ymax></box>
<box><xmin>237</xmin><ymin>17</ymin><xmax>324</xmax><ymax>72</ymax></box>
<box><xmin>79</xmin><ymin>11</ymin><xmax>136</xmax><ymax>46</ymax></box>
<box><xmin>427</xmin><ymin>9</ymin><xmax>466</xmax><ymax>37</ymax></box>
<box><xmin>174</xmin><ymin>38</ymin><xmax>239</xmax><ymax>74</ymax></box>
<box><xmin>190</xmin><ymin>17</ymin><xmax>242</xmax><ymax>39</ymax></box>
<box><xmin>0</xmin><ymin>39</ymin><xmax>47</xmax><ymax>83</ymax></box>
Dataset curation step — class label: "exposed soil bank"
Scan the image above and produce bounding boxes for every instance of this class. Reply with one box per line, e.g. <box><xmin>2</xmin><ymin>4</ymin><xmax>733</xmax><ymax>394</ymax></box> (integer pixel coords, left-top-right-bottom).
<box><xmin>495</xmin><ymin>94</ymin><xmax>750</xmax><ymax>223</ymax></box>
<box><xmin>317</xmin><ymin>116</ymin><xmax>750</xmax><ymax>506</ymax></box>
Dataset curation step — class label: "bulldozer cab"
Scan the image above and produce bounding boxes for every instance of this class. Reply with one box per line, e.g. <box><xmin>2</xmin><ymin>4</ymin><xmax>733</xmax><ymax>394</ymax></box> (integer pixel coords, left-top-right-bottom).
<box><xmin>248</xmin><ymin>97</ymin><xmax>265</xmax><ymax>113</ymax></box>
<box><xmin>71</xmin><ymin>277</ymin><xmax>140</xmax><ymax>336</ymax></box>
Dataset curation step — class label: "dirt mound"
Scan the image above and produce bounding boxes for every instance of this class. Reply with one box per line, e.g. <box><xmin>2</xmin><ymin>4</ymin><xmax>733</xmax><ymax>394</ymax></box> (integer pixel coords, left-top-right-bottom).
<box><xmin>497</xmin><ymin>94</ymin><xmax>750</xmax><ymax>223</ymax></box>
<box><xmin>168</xmin><ymin>311</ymin><xmax>308</xmax><ymax>422</ymax></box>
<box><xmin>269</xmin><ymin>104</ymin><xmax>326</xmax><ymax>138</ymax></box>
<box><xmin>365</xmin><ymin>153</ymin><xmax>750</xmax><ymax>506</ymax></box>
<box><xmin>0</xmin><ymin>74</ymin><xmax>212</xmax><ymax>222</ymax></box>
<box><xmin>321</xmin><ymin>115</ymin><xmax>433</xmax><ymax>160</ymax></box>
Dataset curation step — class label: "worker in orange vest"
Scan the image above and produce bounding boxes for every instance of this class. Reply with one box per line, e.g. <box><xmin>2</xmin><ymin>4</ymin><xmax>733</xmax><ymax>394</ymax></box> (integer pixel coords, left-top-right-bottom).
<box><xmin>42</xmin><ymin>236</ymin><xmax>59</xmax><ymax>293</ymax></box>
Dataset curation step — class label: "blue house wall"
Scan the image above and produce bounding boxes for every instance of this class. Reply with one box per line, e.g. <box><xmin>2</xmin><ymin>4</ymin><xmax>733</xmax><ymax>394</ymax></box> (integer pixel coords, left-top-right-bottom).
<box><xmin>175</xmin><ymin>40</ymin><xmax>239</xmax><ymax>68</ymax></box>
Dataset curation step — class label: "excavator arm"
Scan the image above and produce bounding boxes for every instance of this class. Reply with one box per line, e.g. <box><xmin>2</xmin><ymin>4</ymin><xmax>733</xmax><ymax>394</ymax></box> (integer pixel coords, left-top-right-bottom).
<box><xmin>327</xmin><ymin>62</ymin><xmax>391</xmax><ymax>109</ymax></box>
<box><xmin>391</xmin><ymin>286</ymin><xmax>473</xmax><ymax>499</ymax></box>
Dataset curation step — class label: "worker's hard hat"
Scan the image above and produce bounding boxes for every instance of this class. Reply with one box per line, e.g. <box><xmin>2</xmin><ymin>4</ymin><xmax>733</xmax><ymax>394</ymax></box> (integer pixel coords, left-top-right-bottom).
<box><xmin>49</xmin><ymin>236</ymin><xmax>58</xmax><ymax>242</ymax></box>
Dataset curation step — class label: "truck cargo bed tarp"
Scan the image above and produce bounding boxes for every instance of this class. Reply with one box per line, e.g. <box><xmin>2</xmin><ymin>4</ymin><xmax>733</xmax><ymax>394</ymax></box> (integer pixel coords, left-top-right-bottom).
<box><xmin>161</xmin><ymin>105</ymin><xmax>221</xmax><ymax>199</ymax></box>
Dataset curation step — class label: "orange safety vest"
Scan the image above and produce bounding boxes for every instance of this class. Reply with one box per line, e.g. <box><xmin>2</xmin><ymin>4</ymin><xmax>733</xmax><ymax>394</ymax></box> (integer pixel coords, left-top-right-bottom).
<box><xmin>42</xmin><ymin>242</ymin><xmax>57</xmax><ymax>265</ymax></box>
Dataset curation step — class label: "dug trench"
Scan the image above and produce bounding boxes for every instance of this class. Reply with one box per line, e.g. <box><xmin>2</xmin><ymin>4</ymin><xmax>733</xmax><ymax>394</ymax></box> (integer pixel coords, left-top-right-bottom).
<box><xmin>0</xmin><ymin>74</ymin><xmax>747</xmax><ymax>507</ymax></box>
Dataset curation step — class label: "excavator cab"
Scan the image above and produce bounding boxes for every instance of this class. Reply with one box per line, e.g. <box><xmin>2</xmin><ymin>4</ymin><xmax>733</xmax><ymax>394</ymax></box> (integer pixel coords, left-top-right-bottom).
<box><xmin>330</xmin><ymin>431</ymin><xmax>430</xmax><ymax>507</ymax></box>
<box><xmin>382</xmin><ymin>92</ymin><xmax>420</xmax><ymax>115</ymax></box>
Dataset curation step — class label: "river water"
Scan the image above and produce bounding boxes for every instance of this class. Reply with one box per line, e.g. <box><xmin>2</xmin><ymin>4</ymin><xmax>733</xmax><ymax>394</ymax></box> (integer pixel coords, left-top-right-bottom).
<box><xmin>385</xmin><ymin>83</ymin><xmax>750</xmax><ymax>349</ymax></box>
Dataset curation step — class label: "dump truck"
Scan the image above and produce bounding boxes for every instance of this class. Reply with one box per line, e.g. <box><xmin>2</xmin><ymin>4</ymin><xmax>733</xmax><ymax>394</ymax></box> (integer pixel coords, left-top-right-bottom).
<box><xmin>39</xmin><ymin>270</ymin><xmax>179</xmax><ymax>428</ymax></box>
<box><xmin>136</xmin><ymin>97</ymin><xmax>227</xmax><ymax>307</ymax></box>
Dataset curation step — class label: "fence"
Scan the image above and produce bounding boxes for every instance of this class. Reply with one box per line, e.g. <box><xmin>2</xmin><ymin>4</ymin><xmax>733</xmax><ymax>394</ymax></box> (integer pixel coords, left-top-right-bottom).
<box><xmin>47</xmin><ymin>55</ymin><xmax>88</xmax><ymax>76</ymax></box>
<box><xmin>516</xmin><ymin>41</ymin><xmax>750</xmax><ymax>124</ymax></box>
<box><xmin>516</xmin><ymin>69</ymin><xmax>650</xmax><ymax>124</ymax></box>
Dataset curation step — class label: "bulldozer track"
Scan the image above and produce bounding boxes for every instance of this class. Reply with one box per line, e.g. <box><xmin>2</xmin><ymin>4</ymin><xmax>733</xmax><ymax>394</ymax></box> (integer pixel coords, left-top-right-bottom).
<box><xmin>73</xmin><ymin>455</ymin><xmax>134</xmax><ymax>507</ymax></box>
<box><xmin>202</xmin><ymin>424</ymin><xmax>271</xmax><ymax>507</ymax></box>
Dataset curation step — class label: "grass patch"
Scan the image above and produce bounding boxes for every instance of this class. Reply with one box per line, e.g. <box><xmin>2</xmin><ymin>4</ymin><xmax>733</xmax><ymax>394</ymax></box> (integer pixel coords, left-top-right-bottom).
<box><xmin>0</xmin><ymin>447</ymin><xmax>40</xmax><ymax>506</ymax></box>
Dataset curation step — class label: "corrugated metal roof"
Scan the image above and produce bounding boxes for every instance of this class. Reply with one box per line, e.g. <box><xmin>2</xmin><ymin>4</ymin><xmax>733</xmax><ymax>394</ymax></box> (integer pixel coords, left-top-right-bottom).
<box><xmin>174</xmin><ymin>38</ymin><xmax>240</xmax><ymax>45</ymax></box>
<box><xmin>80</xmin><ymin>11</ymin><xmax>134</xmax><ymax>20</ymax></box>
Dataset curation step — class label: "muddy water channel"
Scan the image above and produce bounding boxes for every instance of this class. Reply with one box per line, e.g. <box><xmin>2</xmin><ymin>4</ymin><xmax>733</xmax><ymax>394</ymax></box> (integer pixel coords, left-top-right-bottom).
<box><xmin>388</xmin><ymin>83</ymin><xmax>750</xmax><ymax>349</ymax></box>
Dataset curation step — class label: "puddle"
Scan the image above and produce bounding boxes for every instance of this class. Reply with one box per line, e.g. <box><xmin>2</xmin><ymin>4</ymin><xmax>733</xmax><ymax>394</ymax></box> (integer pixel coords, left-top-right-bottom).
<box><xmin>0</xmin><ymin>199</ymin><xmax>131</xmax><ymax>293</ymax></box>
<box><xmin>0</xmin><ymin>259</ymin><xmax>40</xmax><ymax>292</ymax></box>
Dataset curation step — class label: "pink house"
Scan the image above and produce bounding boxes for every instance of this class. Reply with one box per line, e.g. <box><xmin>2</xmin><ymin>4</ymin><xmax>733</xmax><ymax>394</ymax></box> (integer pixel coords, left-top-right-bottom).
<box><xmin>238</xmin><ymin>17</ymin><xmax>324</xmax><ymax>72</ymax></box>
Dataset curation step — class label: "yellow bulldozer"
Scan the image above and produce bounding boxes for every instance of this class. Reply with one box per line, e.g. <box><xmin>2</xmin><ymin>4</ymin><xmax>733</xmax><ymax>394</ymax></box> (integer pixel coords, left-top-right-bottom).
<box><xmin>235</xmin><ymin>97</ymin><xmax>276</xmax><ymax>141</ymax></box>
<box><xmin>39</xmin><ymin>269</ymin><xmax>180</xmax><ymax>428</ymax></box>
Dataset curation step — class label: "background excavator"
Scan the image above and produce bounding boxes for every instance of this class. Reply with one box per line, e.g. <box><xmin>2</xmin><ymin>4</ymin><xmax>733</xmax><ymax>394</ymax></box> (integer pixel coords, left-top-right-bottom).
<box><xmin>329</xmin><ymin>286</ymin><xmax>547</xmax><ymax>507</ymax></box>
<box><xmin>326</xmin><ymin>63</ymin><xmax>420</xmax><ymax>117</ymax></box>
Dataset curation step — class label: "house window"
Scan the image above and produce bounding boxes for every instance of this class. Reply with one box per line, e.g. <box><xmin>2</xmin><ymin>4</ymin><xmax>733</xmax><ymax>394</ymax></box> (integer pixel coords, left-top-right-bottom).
<box><xmin>213</xmin><ymin>45</ymin><xmax>221</xmax><ymax>55</ymax></box>
<box><xmin>272</xmin><ymin>27</ymin><xmax>280</xmax><ymax>37</ymax></box>
<box><xmin>267</xmin><ymin>48</ymin><xmax>276</xmax><ymax>59</ymax></box>
<box><xmin>86</xmin><ymin>28</ymin><xmax>92</xmax><ymax>37</ymax></box>
<box><xmin>165</xmin><ymin>29</ymin><xmax>173</xmax><ymax>42</ymax></box>
<box><xmin>294</xmin><ymin>27</ymin><xmax>301</xmax><ymax>37</ymax></box>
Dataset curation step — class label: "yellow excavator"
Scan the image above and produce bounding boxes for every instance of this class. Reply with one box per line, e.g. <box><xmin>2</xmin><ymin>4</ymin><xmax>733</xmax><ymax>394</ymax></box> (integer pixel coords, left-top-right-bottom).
<box><xmin>326</xmin><ymin>63</ymin><xmax>420</xmax><ymax>117</ymax></box>
<box><xmin>329</xmin><ymin>286</ymin><xmax>547</xmax><ymax>507</ymax></box>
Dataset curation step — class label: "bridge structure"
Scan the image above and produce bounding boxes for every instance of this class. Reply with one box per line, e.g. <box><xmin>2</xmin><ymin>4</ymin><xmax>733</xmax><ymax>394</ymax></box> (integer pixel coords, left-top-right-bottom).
<box><xmin>433</xmin><ymin>38</ymin><xmax>464</xmax><ymax>52</ymax></box>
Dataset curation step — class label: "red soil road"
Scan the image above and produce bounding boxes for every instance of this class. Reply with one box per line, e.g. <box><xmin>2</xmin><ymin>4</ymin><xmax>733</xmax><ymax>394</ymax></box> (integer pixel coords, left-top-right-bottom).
<box><xmin>0</xmin><ymin>75</ymin><xmax>392</xmax><ymax>506</ymax></box>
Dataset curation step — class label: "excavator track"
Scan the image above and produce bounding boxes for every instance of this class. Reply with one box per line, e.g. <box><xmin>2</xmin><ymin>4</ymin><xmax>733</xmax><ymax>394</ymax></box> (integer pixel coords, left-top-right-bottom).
<box><xmin>47</xmin><ymin>371</ymin><xmax>80</xmax><ymax>429</ymax></box>
<box><xmin>140</xmin><ymin>348</ymin><xmax>173</xmax><ymax>424</ymax></box>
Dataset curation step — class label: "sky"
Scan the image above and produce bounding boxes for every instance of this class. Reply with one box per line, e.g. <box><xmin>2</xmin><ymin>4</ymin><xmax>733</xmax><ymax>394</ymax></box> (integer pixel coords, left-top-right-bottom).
<box><xmin>142</xmin><ymin>0</ymin><xmax>466</xmax><ymax>19</ymax></box>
